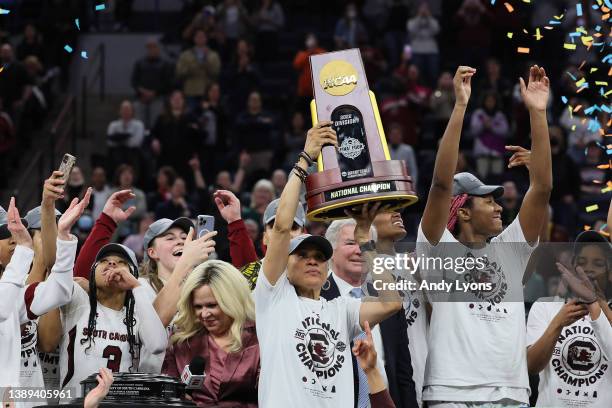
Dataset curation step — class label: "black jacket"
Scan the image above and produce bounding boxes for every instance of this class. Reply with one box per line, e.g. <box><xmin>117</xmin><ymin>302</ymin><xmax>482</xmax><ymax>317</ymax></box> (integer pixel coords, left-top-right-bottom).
<box><xmin>321</xmin><ymin>274</ymin><xmax>418</xmax><ymax>408</ymax></box>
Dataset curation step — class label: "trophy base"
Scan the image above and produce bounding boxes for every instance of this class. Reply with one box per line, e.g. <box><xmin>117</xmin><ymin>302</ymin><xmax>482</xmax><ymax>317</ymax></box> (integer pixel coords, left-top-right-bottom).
<box><xmin>305</xmin><ymin>160</ymin><xmax>418</xmax><ymax>222</ymax></box>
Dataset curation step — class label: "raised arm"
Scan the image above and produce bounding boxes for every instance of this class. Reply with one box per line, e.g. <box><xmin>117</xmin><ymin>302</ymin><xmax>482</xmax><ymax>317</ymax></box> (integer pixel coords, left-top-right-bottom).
<box><xmin>0</xmin><ymin>198</ymin><xmax>33</xmax><ymax>322</ymax></box>
<box><xmin>421</xmin><ymin>66</ymin><xmax>475</xmax><ymax>244</ymax></box>
<box><xmin>517</xmin><ymin>66</ymin><xmax>553</xmax><ymax>243</ymax></box>
<box><xmin>37</xmin><ymin>171</ymin><xmax>67</xmax><ymax>277</ymax></box>
<box><xmin>264</xmin><ymin>122</ymin><xmax>337</xmax><ymax>285</ymax></box>
<box><xmin>73</xmin><ymin>190</ymin><xmax>135</xmax><ymax>278</ymax></box>
<box><xmin>153</xmin><ymin>228</ymin><xmax>217</xmax><ymax>327</ymax></box>
<box><xmin>351</xmin><ymin>203</ymin><xmax>402</xmax><ymax>328</ymax></box>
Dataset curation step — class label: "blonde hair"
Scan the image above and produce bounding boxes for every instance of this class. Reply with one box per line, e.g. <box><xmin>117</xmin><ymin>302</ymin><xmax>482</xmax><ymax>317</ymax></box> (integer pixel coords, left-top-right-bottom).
<box><xmin>139</xmin><ymin>257</ymin><xmax>164</xmax><ymax>293</ymax></box>
<box><xmin>171</xmin><ymin>260</ymin><xmax>255</xmax><ymax>352</ymax></box>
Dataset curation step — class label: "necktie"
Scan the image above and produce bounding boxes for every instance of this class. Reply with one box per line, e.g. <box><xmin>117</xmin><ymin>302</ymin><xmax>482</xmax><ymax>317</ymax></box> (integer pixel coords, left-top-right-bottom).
<box><xmin>350</xmin><ymin>287</ymin><xmax>369</xmax><ymax>408</ymax></box>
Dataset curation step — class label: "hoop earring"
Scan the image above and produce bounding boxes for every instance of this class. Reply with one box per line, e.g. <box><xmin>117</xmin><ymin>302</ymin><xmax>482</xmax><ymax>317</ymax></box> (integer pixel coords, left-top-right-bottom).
<box><xmin>322</xmin><ymin>279</ymin><xmax>331</xmax><ymax>291</ymax></box>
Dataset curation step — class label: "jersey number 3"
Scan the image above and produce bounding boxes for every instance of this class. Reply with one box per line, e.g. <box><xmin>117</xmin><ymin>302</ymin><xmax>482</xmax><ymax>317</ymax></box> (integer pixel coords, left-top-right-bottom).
<box><xmin>102</xmin><ymin>345</ymin><xmax>122</xmax><ymax>372</ymax></box>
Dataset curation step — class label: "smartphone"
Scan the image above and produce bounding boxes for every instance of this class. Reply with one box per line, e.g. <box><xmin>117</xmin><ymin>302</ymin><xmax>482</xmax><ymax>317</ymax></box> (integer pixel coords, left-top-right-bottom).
<box><xmin>58</xmin><ymin>153</ymin><xmax>76</xmax><ymax>184</ymax></box>
<box><xmin>197</xmin><ymin>215</ymin><xmax>215</xmax><ymax>239</ymax></box>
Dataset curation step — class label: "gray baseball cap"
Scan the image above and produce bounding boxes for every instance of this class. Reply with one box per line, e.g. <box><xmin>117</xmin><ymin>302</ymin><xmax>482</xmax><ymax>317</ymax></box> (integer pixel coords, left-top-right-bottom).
<box><xmin>143</xmin><ymin>217</ymin><xmax>194</xmax><ymax>258</ymax></box>
<box><xmin>95</xmin><ymin>243</ymin><xmax>139</xmax><ymax>276</ymax></box>
<box><xmin>263</xmin><ymin>198</ymin><xmax>306</xmax><ymax>227</ymax></box>
<box><xmin>453</xmin><ymin>172</ymin><xmax>504</xmax><ymax>198</ymax></box>
<box><xmin>0</xmin><ymin>205</ymin><xmax>29</xmax><ymax>240</ymax></box>
<box><xmin>24</xmin><ymin>206</ymin><xmax>62</xmax><ymax>230</ymax></box>
<box><xmin>289</xmin><ymin>234</ymin><xmax>333</xmax><ymax>261</ymax></box>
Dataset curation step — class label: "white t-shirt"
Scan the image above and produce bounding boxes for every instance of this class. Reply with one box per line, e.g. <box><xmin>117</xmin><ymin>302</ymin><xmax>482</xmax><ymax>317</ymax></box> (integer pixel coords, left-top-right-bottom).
<box><xmin>19</xmin><ymin>319</ymin><xmax>45</xmax><ymax>408</ymax></box>
<box><xmin>59</xmin><ymin>282</ymin><xmax>167</xmax><ymax>400</ymax></box>
<box><xmin>526</xmin><ymin>297</ymin><xmax>611</xmax><ymax>408</ymax></box>
<box><xmin>254</xmin><ymin>267</ymin><xmax>362</xmax><ymax>408</ymax></box>
<box><xmin>417</xmin><ymin>218</ymin><xmax>535</xmax><ymax>403</ymax></box>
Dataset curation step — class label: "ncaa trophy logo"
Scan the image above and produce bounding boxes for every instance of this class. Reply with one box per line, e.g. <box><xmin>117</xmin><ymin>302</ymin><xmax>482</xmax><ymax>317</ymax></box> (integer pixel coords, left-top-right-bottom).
<box><xmin>305</xmin><ymin>49</ymin><xmax>418</xmax><ymax>221</ymax></box>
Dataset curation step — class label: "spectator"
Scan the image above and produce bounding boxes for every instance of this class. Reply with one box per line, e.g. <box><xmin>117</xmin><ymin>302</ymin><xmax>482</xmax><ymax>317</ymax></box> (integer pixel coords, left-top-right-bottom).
<box><xmin>234</xmin><ymin>91</ymin><xmax>278</xmax><ymax>178</ymax></box>
<box><xmin>241</xmin><ymin>179</ymin><xmax>275</xmax><ymax>227</ymax></box>
<box><xmin>107</xmin><ymin>100</ymin><xmax>145</xmax><ymax>174</ymax></box>
<box><xmin>216</xmin><ymin>0</ymin><xmax>250</xmax><ymax>61</ymax></box>
<box><xmin>122</xmin><ymin>213</ymin><xmax>154</xmax><ymax>261</ymax></box>
<box><xmin>113</xmin><ymin>164</ymin><xmax>147</xmax><ymax>237</ymax></box>
<box><xmin>151</xmin><ymin>90</ymin><xmax>200</xmax><ymax>186</ymax></box>
<box><xmin>147</xmin><ymin>166</ymin><xmax>177</xmax><ymax>213</ymax></box>
<box><xmin>155</xmin><ymin>177</ymin><xmax>195</xmax><ymax>220</ymax></box>
<box><xmin>131</xmin><ymin>38</ymin><xmax>174</xmax><ymax>128</ymax></box>
<box><xmin>271</xmin><ymin>169</ymin><xmax>287</xmax><ymax>198</ymax></box>
<box><xmin>0</xmin><ymin>99</ymin><xmax>15</xmax><ymax>188</ymax></box>
<box><xmin>252</xmin><ymin>0</ymin><xmax>285</xmax><ymax>62</ymax></box>
<box><xmin>429</xmin><ymin>71</ymin><xmax>455</xmax><ymax>138</ymax></box>
<box><xmin>391</xmin><ymin>63</ymin><xmax>431</xmax><ymax>146</ymax></box>
<box><xmin>0</xmin><ymin>43</ymin><xmax>32</xmax><ymax>119</ymax></box>
<box><xmin>57</xmin><ymin>166</ymin><xmax>86</xmax><ymax>214</ymax></box>
<box><xmin>470</xmin><ymin>91</ymin><xmax>509</xmax><ymax>182</ymax></box>
<box><xmin>293</xmin><ymin>33</ymin><xmax>325</xmax><ymax>106</ymax></box>
<box><xmin>500</xmin><ymin>180</ymin><xmax>521</xmax><ymax>228</ymax></box>
<box><xmin>387</xmin><ymin>123</ymin><xmax>418</xmax><ymax>192</ymax></box>
<box><xmin>182</xmin><ymin>5</ymin><xmax>219</xmax><ymax>45</ymax></box>
<box><xmin>163</xmin><ymin>260</ymin><xmax>259</xmax><ymax>407</ymax></box>
<box><xmin>549</xmin><ymin>126</ymin><xmax>580</xmax><ymax>237</ymax></box>
<box><xmin>283</xmin><ymin>111</ymin><xmax>308</xmax><ymax>170</ymax></box>
<box><xmin>16</xmin><ymin>23</ymin><xmax>46</xmax><ymax>64</ymax></box>
<box><xmin>406</xmin><ymin>2</ymin><xmax>440</xmax><ymax>87</ymax></box>
<box><xmin>559</xmin><ymin>97</ymin><xmax>600</xmax><ymax>164</ymax></box>
<box><xmin>475</xmin><ymin>58</ymin><xmax>512</xmax><ymax>114</ymax></box>
<box><xmin>176</xmin><ymin>29</ymin><xmax>221</xmax><ymax>112</ymax></box>
<box><xmin>453</xmin><ymin>0</ymin><xmax>492</xmax><ymax>67</ymax></box>
<box><xmin>243</xmin><ymin>218</ymin><xmax>261</xmax><ymax>251</ymax></box>
<box><xmin>90</xmin><ymin>166</ymin><xmax>112</xmax><ymax>220</ymax></box>
<box><xmin>334</xmin><ymin>3</ymin><xmax>368</xmax><ymax>50</ymax></box>
<box><xmin>226</xmin><ymin>40</ymin><xmax>261</xmax><ymax>114</ymax></box>
<box><xmin>211</xmin><ymin>151</ymin><xmax>248</xmax><ymax>194</ymax></box>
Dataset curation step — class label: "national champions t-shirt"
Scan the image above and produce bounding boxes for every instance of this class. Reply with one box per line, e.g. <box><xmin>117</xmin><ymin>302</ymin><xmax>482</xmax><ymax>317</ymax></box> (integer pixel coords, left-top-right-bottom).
<box><xmin>416</xmin><ymin>218</ymin><xmax>535</xmax><ymax>403</ymax></box>
<box><xmin>527</xmin><ymin>297</ymin><xmax>612</xmax><ymax>408</ymax></box>
<box><xmin>254</xmin><ymin>266</ymin><xmax>362</xmax><ymax>408</ymax></box>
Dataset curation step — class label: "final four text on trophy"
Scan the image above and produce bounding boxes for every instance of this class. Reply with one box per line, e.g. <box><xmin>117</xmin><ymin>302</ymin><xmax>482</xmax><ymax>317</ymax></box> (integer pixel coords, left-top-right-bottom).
<box><xmin>305</xmin><ymin>48</ymin><xmax>417</xmax><ymax>221</ymax></box>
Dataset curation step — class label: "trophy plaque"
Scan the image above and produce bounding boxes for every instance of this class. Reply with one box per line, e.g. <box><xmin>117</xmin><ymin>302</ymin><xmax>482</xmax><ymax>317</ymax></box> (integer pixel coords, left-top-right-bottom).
<box><xmin>306</xmin><ymin>48</ymin><xmax>418</xmax><ymax>221</ymax></box>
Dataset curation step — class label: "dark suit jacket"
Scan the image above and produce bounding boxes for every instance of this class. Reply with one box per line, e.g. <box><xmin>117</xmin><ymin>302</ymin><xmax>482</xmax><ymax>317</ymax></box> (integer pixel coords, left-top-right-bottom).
<box><xmin>162</xmin><ymin>321</ymin><xmax>259</xmax><ymax>407</ymax></box>
<box><xmin>321</xmin><ymin>275</ymin><xmax>418</xmax><ymax>408</ymax></box>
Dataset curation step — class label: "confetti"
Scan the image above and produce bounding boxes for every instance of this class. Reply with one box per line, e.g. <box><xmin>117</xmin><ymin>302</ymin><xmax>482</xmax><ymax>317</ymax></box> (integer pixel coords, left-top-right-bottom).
<box><xmin>591</xmin><ymin>67</ymin><xmax>599</xmax><ymax>73</ymax></box>
<box><xmin>81</xmin><ymin>51</ymin><xmax>88</xmax><ymax>59</ymax></box>
<box><xmin>577</xmin><ymin>3</ymin><xmax>583</xmax><ymax>16</ymax></box>
<box><xmin>584</xmin><ymin>225</ymin><xmax>592</xmax><ymax>231</ymax></box>
<box><xmin>517</xmin><ymin>47</ymin><xmax>530</xmax><ymax>54</ymax></box>
<box><xmin>95</xmin><ymin>4</ymin><xmax>105</xmax><ymax>11</ymax></box>
<box><xmin>595</xmin><ymin>81</ymin><xmax>609</xmax><ymax>86</ymax></box>
<box><xmin>586</xmin><ymin>204</ymin><xmax>600</xmax><ymax>212</ymax></box>
<box><xmin>491</xmin><ymin>0</ymin><xmax>496</xmax><ymax>4</ymax></box>
<box><xmin>534</xmin><ymin>28</ymin><xmax>543</xmax><ymax>40</ymax></box>
<box><xmin>64</xmin><ymin>45</ymin><xmax>73</xmax><ymax>53</ymax></box>
<box><xmin>0</xmin><ymin>8</ymin><xmax>9</xmax><ymax>15</ymax></box>
<box><xmin>75</xmin><ymin>19</ymin><xmax>80</xmax><ymax>30</ymax></box>
<box><xmin>507</xmin><ymin>32</ymin><xmax>514</xmax><ymax>39</ymax></box>
<box><xmin>504</xmin><ymin>2</ymin><xmax>514</xmax><ymax>12</ymax></box>
<box><xmin>561</xmin><ymin>96</ymin><xmax>568</xmax><ymax>104</ymax></box>
<box><xmin>573</xmin><ymin>104</ymin><xmax>583</xmax><ymax>112</ymax></box>
<box><xmin>0</xmin><ymin>67</ymin><xmax>3</xmax><ymax>73</ymax></box>
<box><xmin>564</xmin><ymin>43</ymin><xmax>577</xmax><ymax>50</ymax></box>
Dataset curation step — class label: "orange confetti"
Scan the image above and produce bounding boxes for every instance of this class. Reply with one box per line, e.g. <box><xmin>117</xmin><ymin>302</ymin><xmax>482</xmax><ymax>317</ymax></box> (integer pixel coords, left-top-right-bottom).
<box><xmin>597</xmin><ymin>164</ymin><xmax>610</xmax><ymax>169</ymax></box>
<box><xmin>504</xmin><ymin>2</ymin><xmax>514</xmax><ymax>12</ymax></box>
<box><xmin>584</xmin><ymin>225</ymin><xmax>592</xmax><ymax>231</ymax></box>
<box><xmin>578</xmin><ymin>61</ymin><xmax>586</xmax><ymax>71</ymax></box>
<box><xmin>602</xmin><ymin>13</ymin><xmax>610</xmax><ymax>20</ymax></box>
<box><xmin>517</xmin><ymin>47</ymin><xmax>530</xmax><ymax>54</ymax></box>
<box><xmin>573</xmin><ymin>104</ymin><xmax>583</xmax><ymax>112</ymax></box>
<box><xmin>576</xmin><ymin>86</ymin><xmax>587</xmax><ymax>94</ymax></box>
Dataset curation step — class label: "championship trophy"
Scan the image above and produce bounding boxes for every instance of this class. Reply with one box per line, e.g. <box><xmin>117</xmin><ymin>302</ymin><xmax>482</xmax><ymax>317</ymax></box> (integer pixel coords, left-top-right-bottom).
<box><xmin>305</xmin><ymin>49</ymin><xmax>418</xmax><ymax>221</ymax></box>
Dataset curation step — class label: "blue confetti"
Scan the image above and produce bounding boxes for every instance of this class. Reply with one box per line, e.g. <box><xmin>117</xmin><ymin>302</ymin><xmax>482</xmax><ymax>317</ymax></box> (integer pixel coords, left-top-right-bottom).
<box><xmin>602</xmin><ymin>105</ymin><xmax>612</xmax><ymax>113</ymax></box>
<box><xmin>602</xmin><ymin>54</ymin><xmax>612</xmax><ymax>64</ymax></box>
<box><xmin>605</xmin><ymin>1</ymin><xmax>612</xmax><ymax>9</ymax></box>
<box><xmin>64</xmin><ymin>45</ymin><xmax>73</xmax><ymax>53</ymax></box>
<box><xmin>95</xmin><ymin>4</ymin><xmax>105</xmax><ymax>11</ymax></box>
<box><xmin>81</xmin><ymin>51</ymin><xmax>88</xmax><ymax>59</ymax></box>
<box><xmin>75</xmin><ymin>19</ymin><xmax>80</xmax><ymax>30</ymax></box>
<box><xmin>561</xmin><ymin>96</ymin><xmax>568</xmax><ymax>104</ymax></box>
<box><xmin>0</xmin><ymin>8</ymin><xmax>9</xmax><ymax>15</ymax></box>
<box><xmin>587</xmin><ymin>119</ymin><xmax>601</xmax><ymax>132</ymax></box>
<box><xmin>607</xmin><ymin>149</ymin><xmax>612</xmax><ymax>155</ymax></box>
<box><xmin>596</xmin><ymin>25</ymin><xmax>602</xmax><ymax>32</ymax></box>
<box><xmin>566</xmin><ymin>71</ymin><xmax>577</xmax><ymax>81</ymax></box>
<box><xmin>576</xmin><ymin>3</ymin><xmax>583</xmax><ymax>17</ymax></box>
<box><xmin>490</xmin><ymin>0</ymin><xmax>496</xmax><ymax>4</ymax></box>
<box><xmin>548</xmin><ymin>20</ymin><xmax>561</xmax><ymax>25</ymax></box>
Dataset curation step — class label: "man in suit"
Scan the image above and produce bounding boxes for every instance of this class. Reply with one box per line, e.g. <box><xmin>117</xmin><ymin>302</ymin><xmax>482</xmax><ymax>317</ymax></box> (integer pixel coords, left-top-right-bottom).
<box><xmin>324</xmin><ymin>218</ymin><xmax>418</xmax><ymax>408</ymax></box>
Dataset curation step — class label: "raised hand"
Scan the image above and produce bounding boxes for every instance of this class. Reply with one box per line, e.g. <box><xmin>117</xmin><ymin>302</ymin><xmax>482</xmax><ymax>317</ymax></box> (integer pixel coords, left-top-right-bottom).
<box><xmin>304</xmin><ymin>121</ymin><xmax>338</xmax><ymax>161</ymax></box>
<box><xmin>520</xmin><ymin>65</ymin><xmax>550</xmax><ymax>112</ymax></box>
<box><xmin>106</xmin><ymin>267</ymin><xmax>140</xmax><ymax>291</ymax></box>
<box><xmin>177</xmin><ymin>227</ymin><xmax>217</xmax><ymax>269</ymax></box>
<box><xmin>57</xmin><ymin>187</ymin><xmax>92</xmax><ymax>240</ymax></box>
<box><xmin>506</xmin><ymin>145</ymin><xmax>531</xmax><ymax>170</ymax></box>
<box><xmin>214</xmin><ymin>190</ymin><xmax>242</xmax><ymax>224</ymax></box>
<box><xmin>556</xmin><ymin>263</ymin><xmax>599</xmax><ymax>304</ymax></box>
<box><xmin>7</xmin><ymin>197</ymin><xmax>32</xmax><ymax>248</ymax></box>
<box><xmin>352</xmin><ymin>321</ymin><xmax>377</xmax><ymax>373</ymax></box>
<box><xmin>453</xmin><ymin>66</ymin><xmax>476</xmax><ymax>107</ymax></box>
<box><xmin>42</xmin><ymin>171</ymin><xmax>66</xmax><ymax>204</ymax></box>
<box><xmin>84</xmin><ymin>368</ymin><xmax>114</xmax><ymax>408</ymax></box>
<box><xmin>102</xmin><ymin>190</ymin><xmax>136</xmax><ymax>224</ymax></box>
<box><xmin>345</xmin><ymin>202</ymin><xmax>390</xmax><ymax>243</ymax></box>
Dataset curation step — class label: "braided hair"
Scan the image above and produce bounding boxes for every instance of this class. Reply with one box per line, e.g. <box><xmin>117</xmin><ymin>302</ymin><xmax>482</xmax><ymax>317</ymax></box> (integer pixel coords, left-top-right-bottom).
<box><xmin>81</xmin><ymin>260</ymin><xmax>141</xmax><ymax>371</ymax></box>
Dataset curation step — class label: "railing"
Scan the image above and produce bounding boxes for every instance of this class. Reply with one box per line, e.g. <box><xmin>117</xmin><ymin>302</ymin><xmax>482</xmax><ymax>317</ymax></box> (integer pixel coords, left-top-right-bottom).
<box><xmin>81</xmin><ymin>42</ymin><xmax>106</xmax><ymax>139</ymax></box>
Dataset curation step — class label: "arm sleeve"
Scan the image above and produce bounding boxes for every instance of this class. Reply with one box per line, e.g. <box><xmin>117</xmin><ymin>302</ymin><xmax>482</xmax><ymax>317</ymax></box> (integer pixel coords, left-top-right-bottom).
<box><xmin>591</xmin><ymin>311</ymin><xmax>612</xmax><ymax>360</ymax></box>
<box><xmin>369</xmin><ymin>390</ymin><xmax>396</xmax><ymax>408</ymax></box>
<box><xmin>228</xmin><ymin>219</ymin><xmax>259</xmax><ymax>268</ymax></box>
<box><xmin>24</xmin><ymin>237</ymin><xmax>77</xmax><ymax>321</ymax></box>
<box><xmin>0</xmin><ymin>246</ymin><xmax>33</xmax><ymax>322</ymax></box>
<box><xmin>526</xmin><ymin>300</ymin><xmax>551</xmax><ymax>347</ymax></box>
<box><xmin>394</xmin><ymin>310</ymin><xmax>418</xmax><ymax>407</ymax></box>
<box><xmin>73</xmin><ymin>212</ymin><xmax>117</xmax><ymax>279</ymax></box>
<box><xmin>133</xmin><ymin>285</ymin><xmax>168</xmax><ymax>354</ymax></box>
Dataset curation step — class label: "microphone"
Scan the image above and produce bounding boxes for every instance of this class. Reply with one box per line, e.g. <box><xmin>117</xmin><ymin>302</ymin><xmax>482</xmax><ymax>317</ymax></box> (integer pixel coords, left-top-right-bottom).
<box><xmin>181</xmin><ymin>356</ymin><xmax>206</xmax><ymax>391</ymax></box>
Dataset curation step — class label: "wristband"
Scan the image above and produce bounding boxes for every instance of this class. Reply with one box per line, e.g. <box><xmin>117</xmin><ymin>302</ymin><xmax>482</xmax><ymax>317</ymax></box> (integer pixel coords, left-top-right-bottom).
<box><xmin>299</xmin><ymin>151</ymin><xmax>315</xmax><ymax>166</ymax></box>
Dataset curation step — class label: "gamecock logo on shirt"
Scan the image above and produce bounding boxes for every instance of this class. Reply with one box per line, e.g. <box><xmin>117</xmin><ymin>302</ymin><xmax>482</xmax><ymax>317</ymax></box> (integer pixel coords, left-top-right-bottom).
<box><xmin>294</xmin><ymin>315</ymin><xmax>347</xmax><ymax>380</ymax></box>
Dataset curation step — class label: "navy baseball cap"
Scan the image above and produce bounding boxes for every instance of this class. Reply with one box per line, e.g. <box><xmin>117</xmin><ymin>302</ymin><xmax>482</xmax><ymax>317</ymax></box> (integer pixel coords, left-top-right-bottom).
<box><xmin>95</xmin><ymin>243</ymin><xmax>139</xmax><ymax>275</ymax></box>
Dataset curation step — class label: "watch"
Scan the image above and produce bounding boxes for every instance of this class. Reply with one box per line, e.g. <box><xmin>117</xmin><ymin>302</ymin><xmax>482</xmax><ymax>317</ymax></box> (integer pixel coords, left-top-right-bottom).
<box><xmin>359</xmin><ymin>240</ymin><xmax>376</xmax><ymax>252</ymax></box>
